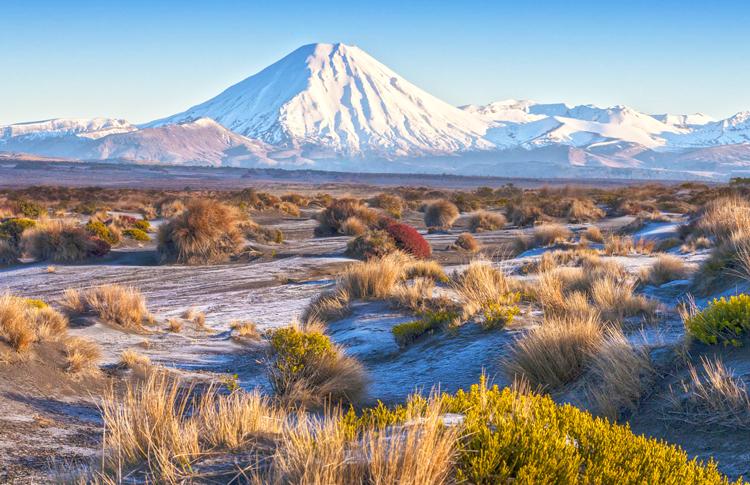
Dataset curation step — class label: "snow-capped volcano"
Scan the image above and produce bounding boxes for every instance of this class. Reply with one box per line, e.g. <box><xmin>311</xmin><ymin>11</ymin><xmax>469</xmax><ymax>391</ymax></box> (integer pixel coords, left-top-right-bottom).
<box><xmin>148</xmin><ymin>43</ymin><xmax>492</xmax><ymax>157</ymax></box>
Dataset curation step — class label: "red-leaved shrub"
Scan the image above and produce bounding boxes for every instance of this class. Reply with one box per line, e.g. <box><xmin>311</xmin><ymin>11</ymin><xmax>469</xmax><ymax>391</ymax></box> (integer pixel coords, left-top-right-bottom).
<box><xmin>386</xmin><ymin>223</ymin><xmax>432</xmax><ymax>259</ymax></box>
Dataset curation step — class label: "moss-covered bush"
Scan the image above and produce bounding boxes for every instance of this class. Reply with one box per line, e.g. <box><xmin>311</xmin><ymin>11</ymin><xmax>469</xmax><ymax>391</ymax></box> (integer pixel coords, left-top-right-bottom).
<box><xmin>17</xmin><ymin>199</ymin><xmax>44</xmax><ymax>218</ymax></box>
<box><xmin>85</xmin><ymin>220</ymin><xmax>120</xmax><ymax>245</ymax></box>
<box><xmin>684</xmin><ymin>294</ymin><xmax>750</xmax><ymax>346</ymax></box>
<box><xmin>0</xmin><ymin>218</ymin><xmax>37</xmax><ymax>245</ymax></box>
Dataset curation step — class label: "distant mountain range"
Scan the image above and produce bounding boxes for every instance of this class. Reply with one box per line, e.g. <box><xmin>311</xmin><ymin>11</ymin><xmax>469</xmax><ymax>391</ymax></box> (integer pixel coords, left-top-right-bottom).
<box><xmin>2</xmin><ymin>43</ymin><xmax>749</xmax><ymax>180</ymax></box>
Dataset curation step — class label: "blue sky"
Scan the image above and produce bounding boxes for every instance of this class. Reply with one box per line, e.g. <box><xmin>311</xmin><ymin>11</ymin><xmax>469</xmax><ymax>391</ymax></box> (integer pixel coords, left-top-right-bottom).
<box><xmin>1</xmin><ymin>0</ymin><xmax>748</xmax><ymax>124</ymax></box>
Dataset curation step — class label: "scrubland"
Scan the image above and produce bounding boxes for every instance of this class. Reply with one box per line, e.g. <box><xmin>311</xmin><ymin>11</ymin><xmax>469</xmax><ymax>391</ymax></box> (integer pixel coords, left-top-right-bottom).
<box><xmin>2</xmin><ymin>179</ymin><xmax>750</xmax><ymax>482</ymax></box>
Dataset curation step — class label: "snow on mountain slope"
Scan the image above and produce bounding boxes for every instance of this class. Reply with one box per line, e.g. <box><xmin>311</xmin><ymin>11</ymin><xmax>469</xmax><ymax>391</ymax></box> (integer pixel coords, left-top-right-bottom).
<box><xmin>149</xmin><ymin>43</ymin><xmax>493</xmax><ymax>157</ymax></box>
<box><xmin>0</xmin><ymin>118</ymin><xmax>136</xmax><ymax>140</ymax></box>
<box><xmin>666</xmin><ymin>111</ymin><xmax>750</xmax><ymax>147</ymax></box>
<box><xmin>652</xmin><ymin>113</ymin><xmax>715</xmax><ymax>129</ymax></box>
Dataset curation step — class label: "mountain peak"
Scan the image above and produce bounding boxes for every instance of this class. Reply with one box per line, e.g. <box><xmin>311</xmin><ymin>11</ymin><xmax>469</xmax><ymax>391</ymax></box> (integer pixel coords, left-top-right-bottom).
<box><xmin>148</xmin><ymin>42</ymin><xmax>492</xmax><ymax>157</ymax></box>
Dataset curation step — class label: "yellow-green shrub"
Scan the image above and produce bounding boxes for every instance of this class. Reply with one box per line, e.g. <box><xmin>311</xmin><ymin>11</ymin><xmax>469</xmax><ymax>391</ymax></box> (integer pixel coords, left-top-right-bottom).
<box><xmin>85</xmin><ymin>220</ymin><xmax>120</xmax><ymax>245</ymax></box>
<box><xmin>684</xmin><ymin>294</ymin><xmax>750</xmax><ymax>346</ymax></box>
<box><xmin>391</xmin><ymin>309</ymin><xmax>459</xmax><ymax>346</ymax></box>
<box><xmin>123</xmin><ymin>228</ymin><xmax>151</xmax><ymax>242</ymax></box>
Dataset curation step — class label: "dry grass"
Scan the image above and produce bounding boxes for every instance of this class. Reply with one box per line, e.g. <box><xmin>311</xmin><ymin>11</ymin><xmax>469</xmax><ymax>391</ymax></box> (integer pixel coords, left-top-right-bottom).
<box><xmin>390</xmin><ymin>278</ymin><xmax>436</xmax><ymax>313</ymax></box>
<box><xmin>61</xmin><ymin>285</ymin><xmax>150</xmax><ymax>330</ymax></box>
<box><xmin>590</xmin><ymin>277</ymin><xmax>658</xmax><ymax>323</ymax></box>
<box><xmin>587</xmin><ymin>328</ymin><xmax>652</xmax><ymax>419</ymax></box>
<box><xmin>65</xmin><ymin>336</ymin><xmax>102</xmax><ymax>374</ymax></box>
<box><xmin>468</xmin><ymin>210</ymin><xmax>506</xmax><ymax>232</ymax></box>
<box><xmin>302</xmin><ymin>287</ymin><xmax>352</xmax><ymax>324</ymax></box>
<box><xmin>166</xmin><ymin>317</ymin><xmax>182</xmax><ymax>333</ymax></box>
<box><xmin>451</xmin><ymin>260</ymin><xmax>512</xmax><ymax>318</ymax></box>
<box><xmin>603</xmin><ymin>235</ymin><xmax>655</xmax><ymax>256</ymax></box>
<box><xmin>121</xmin><ymin>348</ymin><xmax>152</xmax><ymax>370</ymax></box>
<box><xmin>338</xmin><ymin>252</ymin><xmax>410</xmax><ymax>300</ymax></box>
<box><xmin>533</xmin><ymin>223</ymin><xmax>573</xmax><ymax>246</ymax></box>
<box><xmin>340</xmin><ymin>216</ymin><xmax>368</xmax><ymax>236</ymax></box>
<box><xmin>581</xmin><ymin>225</ymin><xmax>604</xmax><ymax>243</ymax></box>
<box><xmin>34</xmin><ymin>305</ymin><xmax>69</xmax><ymax>339</ymax></box>
<box><xmin>21</xmin><ymin>219</ymin><xmax>105</xmax><ymax>262</ymax></box>
<box><xmin>158</xmin><ymin>199</ymin><xmax>245</xmax><ymax>264</ymax></box>
<box><xmin>505</xmin><ymin>314</ymin><xmax>604</xmax><ymax>390</ymax></box>
<box><xmin>454</xmin><ymin>233</ymin><xmax>480</xmax><ymax>252</ymax></box>
<box><xmin>403</xmin><ymin>259</ymin><xmax>447</xmax><ymax>283</ymax></box>
<box><xmin>424</xmin><ymin>200</ymin><xmax>460</xmax><ymax>230</ymax></box>
<box><xmin>0</xmin><ymin>293</ymin><xmax>37</xmax><ymax>351</ymax></box>
<box><xmin>230</xmin><ymin>320</ymin><xmax>260</xmax><ymax>340</ymax></box>
<box><xmin>640</xmin><ymin>254</ymin><xmax>692</xmax><ymax>286</ymax></box>
<box><xmin>668</xmin><ymin>356</ymin><xmax>750</xmax><ymax>430</ymax></box>
<box><xmin>694</xmin><ymin>196</ymin><xmax>750</xmax><ymax>241</ymax></box>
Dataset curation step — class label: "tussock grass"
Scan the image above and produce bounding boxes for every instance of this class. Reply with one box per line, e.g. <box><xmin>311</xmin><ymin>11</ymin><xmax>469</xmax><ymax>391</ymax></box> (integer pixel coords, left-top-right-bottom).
<box><xmin>0</xmin><ymin>294</ymin><xmax>69</xmax><ymax>352</ymax></box>
<box><xmin>165</xmin><ymin>317</ymin><xmax>182</xmax><ymax>332</ymax></box>
<box><xmin>61</xmin><ymin>284</ymin><xmax>150</xmax><ymax>330</ymax></box>
<box><xmin>590</xmin><ymin>277</ymin><xmax>658</xmax><ymax>323</ymax></box>
<box><xmin>603</xmin><ymin>235</ymin><xmax>655</xmax><ymax>256</ymax></box>
<box><xmin>640</xmin><ymin>254</ymin><xmax>693</xmax><ymax>286</ymax></box>
<box><xmin>65</xmin><ymin>336</ymin><xmax>102</xmax><ymax>373</ymax></box>
<box><xmin>403</xmin><ymin>259</ymin><xmax>447</xmax><ymax>282</ymax></box>
<box><xmin>302</xmin><ymin>287</ymin><xmax>352</xmax><ymax>324</ymax></box>
<box><xmin>424</xmin><ymin>200</ymin><xmax>459</xmax><ymax>230</ymax></box>
<box><xmin>533</xmin><ymin>223</ymin><xmax>573</xmax><ymax>246</ymax></box>
<box><xmin>340</xmin><ymin>216</ymin><xmax>368</xmax><ymax>236</ymax></box>
<box><xmin>694</xmin><ymin>196</ymin><xmax>750</xmax><ymax>241</ymax></box>
<box><xmin>390</xmin><ymin>277</ymin><xmax>436</xmax><ymax>313</ymax></box>
<box><xmin>21</xmin><ymin>219</ymin><xmax>107</xmax><ymax>262</ymax></box>
<box><xmin>0</xmin><ymin>239</ymin><xmax>19</xmax><ymax>265</ymax></box>
<box><xmin>581</xmin><ymin>225</ymin><xmax>604</xmax><ymax>243</ymax></box>
<box><xmin>451</xmin><ymin>260</ymin><xmax>513</xmax><ymax>318</ymax></box>
<box><xmin>121</xmin><ymin>348</ymin><xmax>152</xmax><ymax>370</ymax></box>
<box><xmin>506</xmin><ymin>314</ymin><xmax>604</xmax><ymax>389</ymax></box>
<box><xmin>468</xmin><ymin>210</ymin><xmax>506</xmax><ymax>232</ymax></box>
<box><xmin>338</xmin><ymin>252</ymin><xmax>410</xmax><ymax>300</ymax></box>
<box><xmin>454</xmin><ymin>232</ymin><xmax>480</xmax><ymax>252</ymax></box>
<box><xmin>158</xmin><ymin>199</ymin><xmax>245</xmax><ymax>264</ymax></box>
<box><xmin>586</xmin><ymin>328</ymin><xmax>652</xmax><ymax>418</ymax></box>
<box><xmin>230</xmin><ymin>320</ymin><xmax>260</xmax><ymax>340</ymax></box>
<box><xmin>669</xmin><ymin>356</ymin><xmax>750</xmax><ymax>430</ymax></box>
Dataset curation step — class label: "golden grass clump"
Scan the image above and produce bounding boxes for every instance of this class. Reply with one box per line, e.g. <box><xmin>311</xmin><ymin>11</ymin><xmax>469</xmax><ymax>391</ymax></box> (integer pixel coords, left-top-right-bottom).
<box><xmin>64</xmin><ymin>336</ymin><xmax>102</xmax><ymax>374</ymax></box>
<box><xmin>424</xmin><ymin>200</ymin><xmax>460</xmax><ymax>230</ymax></box>
<box><xmin>581</xmin><ymin>225</ymin><xmax>604</xmax><ymax>243</ymax></box>
<box><xmin>454</xmin><ymin>232</ymin><xmax>480</xmax><ymax>253</ymax></box>
<box><xmin>0</xmin><ymin>294</ymin><xmax>69</xmax><ymax>352</ymax></box>
<box><xmin>158</xmin><ymin>199</ymin><xmax>245</xmax><ymax>265</ymax></box>
<box><xmin>586</xmin><ymin>328</ymin><xmax>653</xmax><ymax>419</ymax></box>
<box><xmin>468</xmin><ymin>210</ymin><xmax>506</xmax><ymax>232</ymax></box>
<box><xmin>61</xmin><ymin>284</ymin><xmax>150</xmax><ymax>330</ymax></box>
<box><xmin>590</xmin><ymin>277</ymin><xmax>658</xmax><ymax>323</ymax></box>
<box><xmin>640</xmin><ymin>254</ymin><xmax>692</xmax><ymax>286</ymax></box>
<box><xmin>166</xmin><ymin>317</ymin><xmax>182</xmax><ymax>332</ymax></box>
<box><xmin>338</xmin><ymin>252</ymin><xmax>410</xmax><ymax>300</ymax></box>
<box><xmin>566</xmin><ymin>198</ymin><xmax>605</xmax><ymax>223</ymax></box>
<box><xmin>302</xmin><ymin>287</ymin><xmax>352</xmax><ymax>324</ymax></box>
<box><xmin>694</xmin><ymin>196</ymin><xmax>750</xmax><ymax>241</ymax></box>
<box><xmin>21</xmin><ymin>219</ymin><xmax>108</xmax><ymax>262</ymax></box>
<box><xmin>403</xmin><ymin>259</ymin><xmax>447</xmax><ymax>282</ymax></box>
<box><xmin>533</xmin><ymin>223</ymin><xmax>573</xmax><ymax>246</ymax></box>
<box><xmin>506</xmin><ymin>314</ymin><xmax>604</xmax><ymax>390</ymax></box>
<box><xmin>603</xmin><ymin>235</ymin><xmax>655</xmax><ymax>256</ymax></box>
<box><xmin>452</xmin><ymin>260</ymin><xmax>513</xmax><ymax>318</ymax></box>
<box><xmin>0</xmin><ymin>239</ymin><xmax>19</xmax><ymax>266</ymax></box>
<box><xmin>340</xmin><ymin>216</ymin><xmax>368</xmax><ymax>236</ymax></box>
<box><xmin>230</xmin><ymin>320</ymin><xmax>260</xmax><ymax>340</ymax></box>
<box><xmin>390</xmin><ymin>277</ymin><xmax>436</xmax><ymax>313</ymax></box>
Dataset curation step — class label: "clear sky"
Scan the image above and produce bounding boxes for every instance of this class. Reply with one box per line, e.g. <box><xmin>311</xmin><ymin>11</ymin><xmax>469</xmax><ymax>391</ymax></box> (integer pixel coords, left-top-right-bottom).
<box><xmin>2</xmin><ymin>0</ymin><xmax>748</xmax><ymax>125</ymax></box>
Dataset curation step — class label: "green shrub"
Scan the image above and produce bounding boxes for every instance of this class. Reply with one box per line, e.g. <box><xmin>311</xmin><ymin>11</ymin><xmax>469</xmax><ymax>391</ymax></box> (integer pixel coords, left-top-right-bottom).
<box><xmin>343</xmin><ymin>377</ymin><xmax>738</xmax><ymax>484</ymax></box>
<box><xmin>269</xmin><ymin>326</ymin><xmax>336</xmax><ymax>391</ymax></box>
<box><xmin>345</xmin><ymin>230</ymin><xmax>397</xmax><ymax>260</ymax></box>
<box><xmin>482</xmin><ymin>301</ymin><xmax>521</xmax><ymax>329</ymax></box>
<box><xmin>685</xmin><ymin>294</ymin><xmax>750</xmax><ymax>347</ymax></box>
<box><xmin>17</xmin><ymin>200</ymin><xmax>44</xmax><ymax>218</ymax></box>
<box><xmin>123</xmin><ymin>228</ymin><xmax>151</xmax><ymax>242</ymax></box>
<box><xmin>0</xmin><ymin>218</ymin><xmax>37</xmax><ymax>244</ymax></box>
<box><xmin>133</xmin><ymin>219</ymin><xmax>151</xmax><ymax>232</ymax></box>
<box><xmin>391</xmin><ymin>309</ymin><xmax>458</xmax><ymax>346</ymax></box>
<box><xmin>85</xmin><ymin>220</ymin><xmax>120</xmax><ymax>245</ymax></box>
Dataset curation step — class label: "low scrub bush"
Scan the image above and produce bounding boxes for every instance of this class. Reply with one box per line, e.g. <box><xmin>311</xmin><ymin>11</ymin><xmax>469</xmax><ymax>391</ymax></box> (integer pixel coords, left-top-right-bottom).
<box><xmin>0</xmin><ymin>217</ymin><xmax>37</xmax><ymax>245</ymax></box>
<box><xmin>0</xmin><ymin>239</ymin><xmax>19</xmax><ymax>266</ymax></box>
<box><xmin>506</xmin><ymin>201</ymin><xmax>545</xmax><ymax>226</ymax></box>
<box><xmin>683</xmin><ymin>294</ymin><xmax>750</xmax><ymax>346</ymax></box>
<box><xmin>424</xmin><ymin>200</ymin><xmax>459</xmax><ymax>230</ymax></box>
<box><xmin>386</xmin><ymin>223</ymin><xmax>431</xmax><ymax>258</ymax></box>
<box><xmin>158</xmin><ymin>199</ymin><xmax>245</xmax><ymax>264</ymax></box>
<box><xmin>268</xmin><ymin>324</ymin><xmax>366</xmax><ymax>406</ymax></box>
<box><xmin>482</xmin><ymin>301</ymin><xmax>521</xmax><ymax>329</ymax></box>
<box><xmin>392</xmin><ymin>309</ymin><xmax>460</xmax><ymax>346</ymax></box>
<box><xmin>468</xmin><ymin>210</ymin><xmax>506</xmax><ymax>232</ymax></box>
<box><xmin>21</xmin><ymin>220</ymin><xmax>110</xmax><ymax>262</ymax></box>
<box><xmin>369</xmin><ymin>193</ymin><xmax>405</xmax><ymax>219</ymax></box>
<box><xmin>345</xmin><ymin>229</ymin><xmax>397</xmax><ymax>260</ymax></box>
<box><xmin>85</xmin><ymin>220</ymin><xmax>120</xmax><ymax>245</ymax></box>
